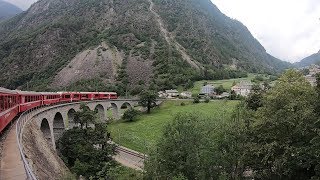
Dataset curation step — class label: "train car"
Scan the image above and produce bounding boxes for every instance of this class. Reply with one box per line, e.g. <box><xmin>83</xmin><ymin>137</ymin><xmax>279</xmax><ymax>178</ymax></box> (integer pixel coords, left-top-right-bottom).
<box><xmin>72</xmin><ymin>92</ymin><xmax>81</xmax><ymax>101</ymax></box>
<box><xmin>99</xmin><ymin>92</ymin><xmax>118</xmax><ymax>99</ymax></box>
<box><xmin>41</xmin><ymin>92</ymin><xmax>60</xmax><ymax>106</ymax></box>
<box><xmin>109</xmin><ymin>92</ymin><xmax>118</xmax><ymax>99</ymax></box>
<box><xmin>0</xmin><ymin>88</ymin><xmax>20</xmax><ymax>133</ymax></box>
<box><xmin>18</xmin><ymin>91</ymin><xmax>42</xmax><ymax>112</ymax></box>
<box><xmin>58</xmin><ymin>92</ymin><xmax>72</xmax><ymax>103</ymax></box>
<box><xmin>80</xmin><ymin>92</ymin><xmax>94</xmax><ymax>101</ymax></box>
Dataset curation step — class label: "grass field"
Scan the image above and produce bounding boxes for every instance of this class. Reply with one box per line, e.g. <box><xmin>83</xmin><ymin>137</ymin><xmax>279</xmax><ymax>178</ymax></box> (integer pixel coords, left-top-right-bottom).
<box><xmin>108</xmin><ymin>100</ymin><xmax>239</xmax><ymax>153</ymax></box>
<box><xmin>188</xmin><ymin>74</ymin><xmax>256</xmax><ymax>95</ymax></box>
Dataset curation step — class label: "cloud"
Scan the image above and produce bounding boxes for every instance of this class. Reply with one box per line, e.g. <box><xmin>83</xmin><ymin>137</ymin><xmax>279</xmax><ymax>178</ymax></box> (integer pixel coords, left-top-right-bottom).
<box><xmin>3</xmin><ymin>0</ymin><xmax>37</xmax><ymax>10</ymax></box>
<box><xmin>212</xmin><ymin>0</ymin><xmax>320</xmax><ymax>62</ymax></box>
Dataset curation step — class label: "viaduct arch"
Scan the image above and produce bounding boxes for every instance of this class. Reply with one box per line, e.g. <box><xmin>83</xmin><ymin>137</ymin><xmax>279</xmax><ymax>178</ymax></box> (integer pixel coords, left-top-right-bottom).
<box><xmin>34</xmin><ymin>100</ymin><xmax>138</xmax><ymax>149</ymax></box>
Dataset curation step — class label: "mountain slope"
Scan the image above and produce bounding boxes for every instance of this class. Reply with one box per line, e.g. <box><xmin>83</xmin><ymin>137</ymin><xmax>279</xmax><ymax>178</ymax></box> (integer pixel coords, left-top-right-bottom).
<box><xmin>0</xmin><ymin>0</ymin><xmax>22</xmax><ymax>20</ymax></box>
<box><xmin>0</xmin><ymin>0</ymin><xmax>290</xmax><ymax>92</ymax></box>
<box><xmin>295</xmin><ymin>50</ymin><xmax>320</xmax><ymax>67</ymax></box>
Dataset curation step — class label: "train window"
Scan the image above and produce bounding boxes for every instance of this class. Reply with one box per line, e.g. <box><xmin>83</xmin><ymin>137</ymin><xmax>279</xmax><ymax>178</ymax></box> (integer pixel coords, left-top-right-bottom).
<box><xmin>95</xmin><ymin>94</ymin><xmax>99</xmax><ymax>97</ymax></box>
<box><xmin>0</xmin><ymin>96</ymin><xmax>4</xmax><ymax>111</ymax></box>
<box><xmin>83</xmin><ymin>94</ymin><xmax>89</xmax><ymax>98</ymax></box>
<box><xmin>74</xmin><ymin>94</ymin><xmax>80</xmax><ymax>98</ymax></box>
<box><xmin>104</xmin><ymin>94</ymin><xmax>109</xmax><ymax>97</ymax></box>
<box><xmin>65</xmin><ymin>95</ymin><xmax>71</xmax><ymax>98</ymax></box>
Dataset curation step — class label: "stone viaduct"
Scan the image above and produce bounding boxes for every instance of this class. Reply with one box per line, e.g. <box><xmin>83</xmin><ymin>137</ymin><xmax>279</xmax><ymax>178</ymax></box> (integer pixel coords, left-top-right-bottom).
<box><xmin>33</xmin><ymin>99</ymin><xmax>137</xmax><ymax>149</ymax></box>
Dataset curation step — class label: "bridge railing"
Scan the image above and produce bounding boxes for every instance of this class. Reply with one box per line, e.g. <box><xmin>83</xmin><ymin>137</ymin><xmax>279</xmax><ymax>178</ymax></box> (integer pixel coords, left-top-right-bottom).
<box><xmin>16</xmin><ymin>107</ymin><xmax>40</xmax><ymax>180</ymax></box>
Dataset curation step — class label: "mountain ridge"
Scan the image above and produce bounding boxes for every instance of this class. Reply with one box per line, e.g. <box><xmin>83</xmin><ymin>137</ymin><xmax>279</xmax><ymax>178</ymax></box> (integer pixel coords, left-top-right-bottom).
<box><xmin>295</xmin><ymin>51</ymin><xmax>320</xmax><ymax>67</ymax></box>
<box><xmin>0</xmin><ymin>0</ymin><xmax>22</xmax><ymax>20</ymax></box>
<box><xmin>0</xmin><ymin>0</ymin><xmax>290</xmax><ymax>93</ymax></box>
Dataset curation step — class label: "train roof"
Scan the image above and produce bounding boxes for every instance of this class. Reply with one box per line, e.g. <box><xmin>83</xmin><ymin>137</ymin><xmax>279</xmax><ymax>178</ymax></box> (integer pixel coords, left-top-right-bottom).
<box><xmin>16</xmin><ymin>90</ymin><xmax>41</xmax><ymax>95</ymax></box>
<box><xmin>0</xmin><ymin>87</ymin><xmax>18</xmax><ymax>94</ymax></box>
<box><xmin>40</xmin><ymin>92</ymin><xmax>60</xmax><ymax>95</ymax></box>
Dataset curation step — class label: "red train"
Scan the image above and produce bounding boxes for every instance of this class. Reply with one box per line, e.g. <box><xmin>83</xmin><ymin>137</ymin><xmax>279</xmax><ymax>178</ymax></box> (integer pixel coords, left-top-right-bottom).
<box><xmin>0</xmin><ymin>88</ymin><xmax>118</xmax><ymax>133</ymax></box>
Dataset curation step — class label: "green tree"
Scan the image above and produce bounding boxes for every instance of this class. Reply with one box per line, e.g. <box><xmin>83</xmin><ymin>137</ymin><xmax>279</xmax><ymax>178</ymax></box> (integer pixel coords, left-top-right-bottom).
<box><xmin>139</xmin><ymin>91</ymin><xmax>158</xmax><ymax>114</ymax></box>
<box><xmin>215</xmin><ymin>85</ymin><xmax>225</xmax><ymax>95</ymax></box>
<box><xmin>144</xmin><ymin>113</ymin><xmax>245</xmax><ymax>179</ymax></box>
<box><xmin>243</xmin><ymin>70</ymin><xmax>320</xmax><ymax>179</ymax></box>
<box><xmin>123</xmin><ymin>108</ymin><xmax>139</xmax><ymax>122</ymax></box>
<box><xmin>74</xmin><ymin>104</ymin><xmax>96</xmax><ymax>129</ymax></box>
<box><xmin>57</xmin><ymin>108</ymin><xmax>116</xmax><ymax>179</ymax></box>
<box><xmin>245</xmin><ymin>84</ymin><xmax>263</xmax><ymax>111</ymax></box>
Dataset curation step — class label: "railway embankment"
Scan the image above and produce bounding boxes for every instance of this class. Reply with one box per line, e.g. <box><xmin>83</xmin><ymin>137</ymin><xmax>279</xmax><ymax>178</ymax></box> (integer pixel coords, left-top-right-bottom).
<box><xmin>22</xmin><ymin>121</ymin><xmax>69</xmax><ymax>179</ymax></box>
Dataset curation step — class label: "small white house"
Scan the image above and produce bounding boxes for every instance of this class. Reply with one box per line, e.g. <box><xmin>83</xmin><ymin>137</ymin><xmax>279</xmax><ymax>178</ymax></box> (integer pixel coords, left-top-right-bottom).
<box><xmin>165</xmin><ymin>89</ymin><xmax>179</xmax><ymax>98</ymax></box>
<box><xmin>180</xmin><ymin>91</ymin><xmax>192</xmax><ymax>98</ymax></box>
<box><xmin>231</xmin><ymin>81</ymin><xmax>253</xmax><ymax>97</ymax></box>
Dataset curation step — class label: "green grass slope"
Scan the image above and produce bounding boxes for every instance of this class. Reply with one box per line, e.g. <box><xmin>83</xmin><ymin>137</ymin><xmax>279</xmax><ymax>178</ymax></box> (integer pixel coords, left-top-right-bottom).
<box><xmin>108</xmin><ymin>100</ymin><xmax>239</xmax><ymax>153</ymax></box>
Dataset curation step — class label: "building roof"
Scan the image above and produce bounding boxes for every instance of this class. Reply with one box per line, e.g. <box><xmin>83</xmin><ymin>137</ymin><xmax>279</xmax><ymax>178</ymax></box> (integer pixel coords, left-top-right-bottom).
<box><xmin>165</xmin><ymin>89</ymin><xmax>179</xmax><ymax>93</ymax></box>
<box><xmin>201</xmin><ymin>85</ymin><xmax>215</xmax><ymax>94</ymax></box>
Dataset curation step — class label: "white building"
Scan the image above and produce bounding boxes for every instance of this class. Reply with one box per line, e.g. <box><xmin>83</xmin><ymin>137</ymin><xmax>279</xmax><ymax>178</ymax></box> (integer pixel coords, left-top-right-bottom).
<box><xmin>165</xmin><ymin>89</ymin><xmax>179</xmax><ymax>98</ymax></box>
<box><xmin>231</xmin><ymin>81</ymin><xmax>253</xmax><ymax>97</ymax></box>
<box><xmin>180</xmin><ymin>91</ymin><xmax>192</xmax><ymax>98</ymax></box>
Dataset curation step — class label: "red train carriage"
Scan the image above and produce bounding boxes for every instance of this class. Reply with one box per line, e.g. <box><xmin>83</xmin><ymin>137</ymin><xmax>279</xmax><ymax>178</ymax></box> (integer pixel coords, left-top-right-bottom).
<box><xmin>80</xmin><ymin>92</ymin><xmax>94</xmax><ymax>101</ymax></box>
<box><xmin>109</xmin><ymin>92</ymin><xmax>118</xmax><ymax>99</ymax></box>
<box><xmin>41</xmin><ymin>92</ymin><xmax>60</xmax><ymax>106</ymax></box>
<box><xmin>58</xmin><ymin>92</ymin><xmax>81</xmax><ymax>103</ymax></box>
<box><xmin>99</xmin><ymin>92</ymin><xmax>118</xmax><ymax>99</ymax></box>
<box><xmin>0</xmin><ymin>88</ymin><xmax>19</xmax><ymax>133</ymax></box>
<box><xmin>18</xmin><ymin>91</ymin><xmax>42</xmax><ymax>112</ymax></box>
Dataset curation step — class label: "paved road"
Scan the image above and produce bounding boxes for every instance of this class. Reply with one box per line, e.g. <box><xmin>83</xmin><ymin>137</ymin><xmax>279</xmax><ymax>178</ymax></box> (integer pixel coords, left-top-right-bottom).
<box><xmin>0</xmin><ymin>122</ymin><xmax>26</xmax><ymax>180</ymax></box>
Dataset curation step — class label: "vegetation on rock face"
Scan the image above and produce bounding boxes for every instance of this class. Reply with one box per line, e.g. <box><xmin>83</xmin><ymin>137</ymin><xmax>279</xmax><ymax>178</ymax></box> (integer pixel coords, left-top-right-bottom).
<box><xmin>144</xmin><ymin>70</ymin><xmax>320</xmax><ymax>179</ymax></box>
<box><xmin>0</xmin><ymin>0</ymin><xmax>289</xmax><ymax>92</ymax></box>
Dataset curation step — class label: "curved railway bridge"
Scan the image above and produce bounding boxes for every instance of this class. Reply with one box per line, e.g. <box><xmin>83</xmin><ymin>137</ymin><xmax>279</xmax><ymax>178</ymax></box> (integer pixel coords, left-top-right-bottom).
<box><xmin>0</xmin><ymin>99</ymin><xmax>153</xmax><ymax>180</ymax></box>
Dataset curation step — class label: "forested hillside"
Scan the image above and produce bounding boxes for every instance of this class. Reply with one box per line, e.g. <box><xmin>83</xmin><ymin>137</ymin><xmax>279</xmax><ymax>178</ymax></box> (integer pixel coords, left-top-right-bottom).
<box><xmin>0</xmin><ymin>0</ymin><xmax>290</xmax><ymax>93</ymax></box>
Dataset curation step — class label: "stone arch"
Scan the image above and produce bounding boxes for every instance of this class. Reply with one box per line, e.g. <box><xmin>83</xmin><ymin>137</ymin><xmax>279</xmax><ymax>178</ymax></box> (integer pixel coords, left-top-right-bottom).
<box><xmin>53</xmin><ymin>112</ymin><xmax>65</xmax><ymax>143</ymax></box>
<box><xmin>109</xmin><ymin>103</ymin><xmax>119</xmax><ymax>120</ymax></box>
<box><xmin>67</xmin><ymin>108</ymin><xmax>76</xmax><ymax>129</ymax></box>
<box><xmin>95</xmin><ymin>104</ymin><xmax>106</xmax><ymax>123</ymax></box>
<box><xmin>40</xmin><ymin>118</ymin><xmax>52</xmax><ymax>146</ymax></box>
<box><xmin>120</xmin><ymin>102</ymin><xmax>133</xmax><ymax>109</ymax></box>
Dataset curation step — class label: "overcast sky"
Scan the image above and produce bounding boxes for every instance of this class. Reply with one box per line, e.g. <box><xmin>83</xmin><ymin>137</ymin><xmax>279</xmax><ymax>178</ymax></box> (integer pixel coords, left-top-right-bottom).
<box><xmin>212</xmin><ymin>0</ymin><xmax>320</xmax><ymax>62</ymax></box>
<box><xmin>4</xmin><ymin>0</ymin><xmax>320</xmax><ymax>62</ymax></box>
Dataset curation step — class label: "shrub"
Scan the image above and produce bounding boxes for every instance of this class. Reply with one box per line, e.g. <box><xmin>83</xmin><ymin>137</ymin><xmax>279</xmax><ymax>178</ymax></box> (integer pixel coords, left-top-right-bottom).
<box><xmin>193</xmin><ymin>97</ymin><xmax>200</xmax><ymax>104</ymax></box>
<box><xmin>180</xmin><ymin>102</ymin><xmax>186</xmax><ymax>106</ymax></box>
<box><xmin>123</xmin><ymin>108</ymin><xmax>139</xmax><ymax>122</ymax></box>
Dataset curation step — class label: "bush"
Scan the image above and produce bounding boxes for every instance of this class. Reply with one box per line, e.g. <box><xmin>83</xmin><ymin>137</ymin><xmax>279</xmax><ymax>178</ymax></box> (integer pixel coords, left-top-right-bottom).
<box><xmin>123</xmin><ymin>108</ymin><xmax>139</xmax><ymax>122</ymax></box>
<box><xmin>204</xmin><ymin>97</ymin><xmax>210</xmax><ymax>103</ymax></box>
<box><xmin>180</xmin><ymin>102</ymin><xmax>186</xmax><ymax>106</ymax></box>
<box><xmin>193</xmin><ymin>97</ymin><xmax>200</xmax><ymax>104</ymax></box>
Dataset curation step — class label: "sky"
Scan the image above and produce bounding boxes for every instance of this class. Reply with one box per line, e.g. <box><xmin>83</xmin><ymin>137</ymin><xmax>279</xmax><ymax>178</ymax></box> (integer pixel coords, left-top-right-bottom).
<box><xmin>212</xmin><ymin>0</ymin><xmax>320</xmax><ymax>62</ymax></box>
<box><xmin>3</xmin><ymin>0</ymin><xmax>320</xmax><ymax>62</ymax></box>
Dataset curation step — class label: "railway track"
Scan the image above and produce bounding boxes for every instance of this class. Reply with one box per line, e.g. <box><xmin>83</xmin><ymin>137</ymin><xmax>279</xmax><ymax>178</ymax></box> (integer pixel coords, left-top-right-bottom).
<box><xmin>114</xmin><ymin>145</ymin><xmax>147</xmax><ymax>170</ymax></box>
